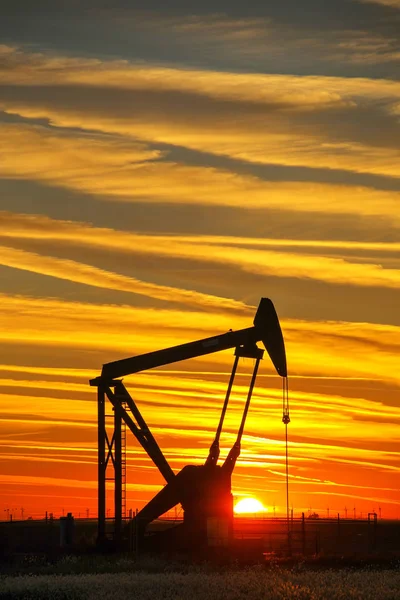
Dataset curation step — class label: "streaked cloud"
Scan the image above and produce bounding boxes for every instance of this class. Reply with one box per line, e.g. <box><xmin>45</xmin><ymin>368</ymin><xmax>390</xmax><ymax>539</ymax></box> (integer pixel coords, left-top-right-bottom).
<box><xmin>0</xmin><ymin>244</ymin><xmax>247</xmax><ymax>313</ymax></box>
<box><xmin>2</xmin><ymin>211</ymin><xmax>400</xmax><ymax>254</ymax></box>
<box><xmin>0</xmin><ymin>293</ymin><xmax>399</xmax><ymax>387</ymax></box>
<box><xmin>358</xmin><ymin>0</ymin><xmax>400</xmax><ymax>7</ymax></box>
<box><xmin>3</xmin><ymin>99</ymin><xmax>400</xmax><ymax>180</ymax></box>
<box><xmin>1</xmin><ymin>46</ymin><xmax>400</xmax><ymax>179</ymax></box>
<box><xmin>1</xmin><ymin>215</ymin><xmax>399</xmax><ymax>294</ymax></box>
<box><xmin>1</xmin><ymin>123</ymin><xmax>400</xmax><ymax>225</ymax></box>
<box><xmin>2</xmin><ymin>356</ymin><xmax>399</xmax><ymax>515</ymax></box>
<box><xmin>4</xmin><ymin>44</ymin><xmax>397</xmax><ymax>108</ymax></box>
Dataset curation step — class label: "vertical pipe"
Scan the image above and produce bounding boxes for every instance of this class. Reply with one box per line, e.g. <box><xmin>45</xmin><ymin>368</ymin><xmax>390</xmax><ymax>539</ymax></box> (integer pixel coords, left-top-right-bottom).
<box><xmin>114</xmin><ymin>403</ymin><xmax>122</xmax><ymax>544</ymax></box>
<box><xmin>97</xmin><ymin>386</ymin><xmax>106</xmax><ymax>545</ymax></box>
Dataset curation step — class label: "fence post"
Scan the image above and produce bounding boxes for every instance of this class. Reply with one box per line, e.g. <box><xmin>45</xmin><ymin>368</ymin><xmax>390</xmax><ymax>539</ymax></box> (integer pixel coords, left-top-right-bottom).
<box><xmin>135</xmin><ymin>508</ymin><xmax>139</xmax><ymax>556</ymax></box>
<box><xmin>301</xmin><ymin>512</ymin><xmax>306</xmax><ymax>555</ymax></box>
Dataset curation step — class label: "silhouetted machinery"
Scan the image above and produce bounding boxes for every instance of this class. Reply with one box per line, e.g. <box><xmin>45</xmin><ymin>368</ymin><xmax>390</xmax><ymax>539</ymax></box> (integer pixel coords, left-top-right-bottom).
<box><xmin>90</xmin><ymin>298</ymin><xmax>287</xmax><ymax>551</ymax></box>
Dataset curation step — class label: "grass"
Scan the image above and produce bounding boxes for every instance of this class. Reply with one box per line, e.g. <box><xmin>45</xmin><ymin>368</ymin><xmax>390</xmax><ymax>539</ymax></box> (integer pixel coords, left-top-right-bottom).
<box><xmin>1</xmin><ymin>558</ymin><xmax>400</xmax><ymax>600</ymax></box>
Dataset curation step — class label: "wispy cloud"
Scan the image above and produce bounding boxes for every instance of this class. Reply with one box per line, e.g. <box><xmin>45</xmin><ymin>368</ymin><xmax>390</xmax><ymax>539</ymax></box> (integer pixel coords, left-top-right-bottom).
<box><xmin>1</xmin><ymin>123</ymin><xmax>400</xmax><ymax>224</ymax></box>
<box><xmin>1</xmin><ymin>215</ymin><xmax>399</xmax><ymax>292</ymax></box>
<box><xmin>0</xmin><ymin>45</ymin><xmax>373</xmax><ymax>108</ymax></box>
<box><xmin>357</xmin><ymin>0</ymin><xmax>400</xmax><ymax>7</ymax></box>
<box><xmin>1</xmin><ymin>17</ymin><xmax>399</xmax><ymax>518</ymax></box>
<box><xmin>2</xmin><ymin>212</ymin><xmax>400</xmax><ymax>254</ymax></box>
<box><xmin>1</xmin><ymin>46</ymin><xmax>400</xmax><ymax>179</ymax></box>
<box><xmin>0</xmin><ymin>244</ymin><xmax>247</xmax><ymax>313</ymax></box>
<box><xmin>0</xmin><ymin>293</ymin><xmax>399</xmax><ymax>386</ymax></box>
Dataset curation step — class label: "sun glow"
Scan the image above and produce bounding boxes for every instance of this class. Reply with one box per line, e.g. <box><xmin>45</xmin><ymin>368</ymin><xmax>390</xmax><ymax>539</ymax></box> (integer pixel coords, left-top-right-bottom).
<box><xmin>234</xmin><ymin>498</ymin><xmax>268</xmax><ymax>514</ymax></box>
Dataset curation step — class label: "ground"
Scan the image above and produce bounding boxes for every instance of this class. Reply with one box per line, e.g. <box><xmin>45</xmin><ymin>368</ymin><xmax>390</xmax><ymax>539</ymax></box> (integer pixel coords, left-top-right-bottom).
<box><xmin>1</xmin><ymin>556</ymin><xmax>400</xmax><ymax>600</ymax></box>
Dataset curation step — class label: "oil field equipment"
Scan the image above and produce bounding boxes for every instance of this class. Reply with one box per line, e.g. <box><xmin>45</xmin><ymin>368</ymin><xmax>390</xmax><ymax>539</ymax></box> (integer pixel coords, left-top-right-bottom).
<box><xmin>90</xmin><ymin>297</ymin><xmax>288</xmax><ymax>550</ymax></box>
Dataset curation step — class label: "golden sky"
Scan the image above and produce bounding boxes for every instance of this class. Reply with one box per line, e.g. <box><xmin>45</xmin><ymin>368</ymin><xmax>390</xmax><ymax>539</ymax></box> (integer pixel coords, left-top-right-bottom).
<box><xmin>0</xmin><ymin>0</ymin><xmax>399</xmax><ymax>520</ymax></box>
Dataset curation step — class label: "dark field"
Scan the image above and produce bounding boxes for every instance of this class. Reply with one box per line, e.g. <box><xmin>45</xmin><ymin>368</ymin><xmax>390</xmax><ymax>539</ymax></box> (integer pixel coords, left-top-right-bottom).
<box><xmin>1</xmin><ymin>518</ymin><xmax>400</xmax><ymax>600</ymax></box>
<box><xmin>1</xmin><ymin>516</ymin><xmax>399</xmax><ymax>558</ymax></box>
<box><xmin>234</xmin><ymin>517</ymin><xmax>400</xmax><ymax>557</ymax></box>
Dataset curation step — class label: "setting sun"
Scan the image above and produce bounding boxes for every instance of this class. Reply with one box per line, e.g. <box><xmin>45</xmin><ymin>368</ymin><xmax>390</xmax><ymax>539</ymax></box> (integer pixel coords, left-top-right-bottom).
<box><xmin>234</xmin><ymin>498</ymin><xmax>267</xmax><ymax>514</ymax></box>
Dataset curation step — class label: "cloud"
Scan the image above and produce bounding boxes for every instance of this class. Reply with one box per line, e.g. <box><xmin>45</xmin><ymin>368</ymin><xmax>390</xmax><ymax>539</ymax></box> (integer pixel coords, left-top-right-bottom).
<box><xmin>1</xmin><ymin>291</ymin><xmax>399</xmax><ymax>515</ymax></box>
<box><xmin>0</xmin><ymin>473</ymin><xmax>161</xmax><ymax>493</ymax></box>
<box><xmin>1</xmin><ymin>125</ymin><xmax>400</xmax><ymax>225</ymax></box>
<box><xmin>0</xmin><ymin>45</ymin><xmax>371</xmax><ymax>108</ymax></box>
<box><xmin>2</xmin><ymin>367</ymin><xmax>399</xmax><ymax>466</ymax></box>
<box><xmin>0</xmin><ymin>122</ymin><xmax>162</xmax><ymax>182</ymax></box>
<box><xmin>0</xmin><ymin>244</ymin><xmax>247</xmax><ymax>313</ymax></box>
<box><xmin>214</xmin><ymin>245</ymin><xmax>400</xmax><ymax>290</ymax></box>
<box><xmin>1</xmin><ymin>47</ymin><xmax>400</xmax><ymax>179</ymax></box>
<box><xmin>358</xmin><ymin>0</ymin><xmax>400</xmax><ymax>7</ymax></box>
<box><xmin>2</xmin><ymin>368</ymin><xmax>400</xmax><ymax>514</ymax></box>
<box><xmin>4</xmin><ymin>98</ymin><xmax>400</xmax><ymax>179</ymax></box>
<box><xmin>3</xmin><ymin>211</ymin><xmax>400</xmax><ymax>254</ymax></box>
<box><xmin>0</xmin><ymin>293</ymin><xmax>251</xmax><ymax>357</ymax></box>
<box><xmin>284</xmin><ymin>319</ymin><xmax>400</xmax><ymax>385</ymax></box>
<box><xmin>1</xmin><ymin>4</ymin><xmax>400</xmax><ymax>77</ymax></box>
<box><xmin>0</xmin><ymin>293</ymin><xmax>399</xmax><ymax>386</ymax></box>
<box><xmin>2</xmin><ymin>213</ymin><xmax>400</xmax><ymax>294</ymax></box>
<box><xmin>3</xmin><ymin>367</ymin><xmax>399</xmax><ymax>433</ymax></box>
<box><xmin>1</xmin><ymin>42</ymin><xmax>399</xmax><ymax>106</ymax></box>
<box><xmin>334</xmin><ymin>32</ymin><xmax>400</xmax><ymax>65</ymax></box>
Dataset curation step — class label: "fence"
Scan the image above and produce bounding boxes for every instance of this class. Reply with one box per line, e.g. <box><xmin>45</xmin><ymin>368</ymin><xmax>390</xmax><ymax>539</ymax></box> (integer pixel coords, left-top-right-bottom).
<box><xmin>1</xmin><ymin>514</ymin><xmax>398</xmax><ymax>556</ymax></box>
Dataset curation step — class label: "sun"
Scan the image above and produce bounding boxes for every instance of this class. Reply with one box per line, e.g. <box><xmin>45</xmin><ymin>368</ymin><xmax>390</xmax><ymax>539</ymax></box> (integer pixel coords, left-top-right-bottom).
<box><xmin>234</xmin><ymin>498</ymin><xmax>268</xmax><ymax>514</ymax></box>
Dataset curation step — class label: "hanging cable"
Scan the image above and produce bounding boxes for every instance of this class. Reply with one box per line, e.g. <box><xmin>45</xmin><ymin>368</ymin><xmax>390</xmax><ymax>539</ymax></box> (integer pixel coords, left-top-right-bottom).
<box><xmin>282</xmin><ymin>376</ymin><xmax>290</xmax><ymax>550</ymax></box>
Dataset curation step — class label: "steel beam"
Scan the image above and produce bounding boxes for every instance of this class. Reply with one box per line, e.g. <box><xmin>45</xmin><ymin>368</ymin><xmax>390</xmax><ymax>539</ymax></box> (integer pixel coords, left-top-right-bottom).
<box><xmin>114</xmin><ymin>403</ymin><xmax>122</xmax><ymax>543</ymax></box>
<box><xmin>97</xmin><ymin>386</ymin><xmax>106</xmax><ymax>544</ymax></box>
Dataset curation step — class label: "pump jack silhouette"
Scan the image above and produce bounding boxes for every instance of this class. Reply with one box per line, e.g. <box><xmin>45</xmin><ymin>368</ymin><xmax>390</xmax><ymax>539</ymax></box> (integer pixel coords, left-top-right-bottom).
<box><xmin>90</xmin><ymin>298</ymin><xmax>287</xmax><ymax>550</ymax></box>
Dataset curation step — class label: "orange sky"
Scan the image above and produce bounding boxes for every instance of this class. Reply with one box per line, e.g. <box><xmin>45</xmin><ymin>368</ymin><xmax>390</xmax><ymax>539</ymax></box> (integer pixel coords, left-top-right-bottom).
<box><xmin>0</xmin><ymin>0</ymin><xmax>400</xmax><ymax>520</ymax></box>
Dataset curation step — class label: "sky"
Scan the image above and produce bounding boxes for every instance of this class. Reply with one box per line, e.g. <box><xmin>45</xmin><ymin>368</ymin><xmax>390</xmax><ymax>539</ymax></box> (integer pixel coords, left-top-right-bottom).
<box><xmin>0</xmin><ymin>0</ymin><xmax>399</xmax><ymax>521</ymax></box>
